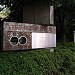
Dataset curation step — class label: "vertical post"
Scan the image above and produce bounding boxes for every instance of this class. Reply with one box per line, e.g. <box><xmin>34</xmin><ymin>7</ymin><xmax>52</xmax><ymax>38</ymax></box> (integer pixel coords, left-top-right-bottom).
<box><xmin>50</xmin><ymin>6</ymin><xmax>54</xmax><ymax>25</ymax></box>
<box><xmin>73</xmin><ymin>31</ymin><xmax>75</xmax><ymax>42</ymax></box>
<box><xmin>49</xmin><ymin>0</ymin><xmax>55</xmax><ymax>52</ymax></box>
<box><xmin>50</xmin><ymin>0</ymin><xmax>54</xmax><ymax>25</ymax></box>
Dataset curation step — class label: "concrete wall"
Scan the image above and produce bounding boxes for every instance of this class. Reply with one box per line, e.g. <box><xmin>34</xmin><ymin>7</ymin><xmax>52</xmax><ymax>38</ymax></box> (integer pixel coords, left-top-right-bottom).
<box><xmin>23</xmin><ymin>0</ymin><xmax>50</xmax><ymax>24</ymax></box>
<box><xmin>3</xmin><ymin>22</ymin><xmax>56</xmax><ymax>51</ymax></box>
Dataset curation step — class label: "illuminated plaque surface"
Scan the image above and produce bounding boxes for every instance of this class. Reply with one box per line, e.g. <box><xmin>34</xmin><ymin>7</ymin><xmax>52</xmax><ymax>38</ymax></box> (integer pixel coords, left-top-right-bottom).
<box><xmin>32</xmin><ymin>33</ymin><xmax>56</xmax><ymax>48</ymax></box>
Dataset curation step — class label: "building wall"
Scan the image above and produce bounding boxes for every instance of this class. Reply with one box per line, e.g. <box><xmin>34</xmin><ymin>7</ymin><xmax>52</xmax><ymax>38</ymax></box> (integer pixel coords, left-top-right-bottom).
<box><xmin>23</xmin><ymin>3</ymin><xmax>34</xmax><ymax>24</ymax></box>
<box><xmin>23</xmin><ymin>0</ymin><xmax>50</xmax><ymax>24</ymax></box>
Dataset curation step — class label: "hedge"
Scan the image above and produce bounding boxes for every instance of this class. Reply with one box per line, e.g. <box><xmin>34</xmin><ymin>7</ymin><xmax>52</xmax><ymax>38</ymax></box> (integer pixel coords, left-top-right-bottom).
<box><xmin>0</xmin><ymin>42</ymin><xmax>75</xmax><ymax>75</ymax></box>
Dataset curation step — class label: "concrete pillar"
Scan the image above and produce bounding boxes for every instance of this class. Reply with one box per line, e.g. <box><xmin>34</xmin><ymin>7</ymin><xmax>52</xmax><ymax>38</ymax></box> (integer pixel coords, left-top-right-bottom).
<box><xmin>73</xmin><ymin>31</ymin><xmax>75</xmax><ymax>42</ymax></box>
<box><xmin>50</xmin><ymin>6</ymin><xmax>54</xmax><ymax>25</ymax></box>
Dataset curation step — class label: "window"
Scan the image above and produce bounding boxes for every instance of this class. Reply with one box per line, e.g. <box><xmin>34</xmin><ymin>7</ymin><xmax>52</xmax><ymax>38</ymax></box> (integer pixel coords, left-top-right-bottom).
<box><xmin>19</xmin><ymin>36</ymin><xmax>27</xmax><ymax>45</ymax></box>
<box><xmin>10</xmin><ymin>37</ymin><xmax>18</xmax><ymax>46</ymax></box>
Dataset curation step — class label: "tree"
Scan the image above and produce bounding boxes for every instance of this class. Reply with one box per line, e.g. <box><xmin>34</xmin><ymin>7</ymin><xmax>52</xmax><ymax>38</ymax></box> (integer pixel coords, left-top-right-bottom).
<box><xmin>54</xmin><ymin>0</ymin><xmax>75</xmax><ymax>42</ymax></box>
<box><xmin>0</xmin><ymin>5</ymin><xmax>11</xmax><ymax>21</ymax></box>
<box><xmin>0</xmin><ymin>0</ymin><xmax>23</xmax><ymax>22</ymax></box>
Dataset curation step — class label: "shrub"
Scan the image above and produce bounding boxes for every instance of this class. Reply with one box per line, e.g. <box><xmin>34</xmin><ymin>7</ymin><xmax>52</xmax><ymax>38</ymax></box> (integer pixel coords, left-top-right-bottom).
<box><xmin>0</xmin><ymin>42</ymin><xmax>75</xmax><ymax>75</ymax></box>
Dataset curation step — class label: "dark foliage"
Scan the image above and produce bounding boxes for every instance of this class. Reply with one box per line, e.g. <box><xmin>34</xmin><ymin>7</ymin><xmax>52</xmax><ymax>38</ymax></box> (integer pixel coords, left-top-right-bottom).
<box><xmin>0</xmin><ymin>0</ymin><xmax>23</xmax><ymax>22</ymax></box>
<box><xmin>0</xmin><ymin>42</ymin><xmax>74</xmax><ymax>75</ymax></box>
<box><xmin>54</xmin><ymin>0</ymin><xmax>75</xmax><ymax>42</ymax></box>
